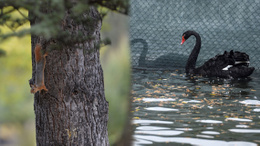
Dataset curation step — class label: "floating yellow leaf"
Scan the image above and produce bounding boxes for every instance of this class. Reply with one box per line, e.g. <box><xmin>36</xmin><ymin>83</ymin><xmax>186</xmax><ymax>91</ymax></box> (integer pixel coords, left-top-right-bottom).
<box><xmin>210</xmin><ymin>92</ymin><xmax>216</xmax><ymax>96</ymax></box>
<box><xmin>133</xmin><ymin>117</ymin><xmax>140</xmax><ymax>120</ymax></box>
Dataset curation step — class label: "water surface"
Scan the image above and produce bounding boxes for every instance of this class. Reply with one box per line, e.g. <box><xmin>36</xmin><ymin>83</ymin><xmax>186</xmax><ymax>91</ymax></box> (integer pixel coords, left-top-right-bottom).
<box><xmin>131</xmin><ymin>70</ymin><xmax>260</xmax><ymax>146</ymax></box>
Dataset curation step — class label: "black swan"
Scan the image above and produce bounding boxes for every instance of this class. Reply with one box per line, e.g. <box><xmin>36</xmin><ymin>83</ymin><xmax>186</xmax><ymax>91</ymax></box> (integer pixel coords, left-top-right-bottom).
<box><xmin>181</xmin><ymin>30</ymin><xmax>254</xmax><ymax>78</ymax></box>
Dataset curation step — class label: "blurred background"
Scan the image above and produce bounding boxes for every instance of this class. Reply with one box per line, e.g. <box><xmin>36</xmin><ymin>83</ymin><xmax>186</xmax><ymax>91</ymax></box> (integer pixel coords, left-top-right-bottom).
<box><xmin>0</xmin><ymin>8</ymin><xmax>131</xmax><ymax>146</ymax></box>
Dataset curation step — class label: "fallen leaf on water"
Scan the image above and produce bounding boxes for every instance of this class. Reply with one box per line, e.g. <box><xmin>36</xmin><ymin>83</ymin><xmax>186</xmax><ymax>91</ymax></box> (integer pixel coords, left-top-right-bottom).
<box><xmin>210</xmin><ymin>92</ymin><xmax>216</xmax><ymax>96</ymax></box>
<box><xmin>154</xmin><ymin>90</ymin><xmax>161</xmax><ymax>93</ymax></box>
<box><xmin>133</xmin><ymin>117</ymin><xmax>140</xmax><ymax>120</ymax></box>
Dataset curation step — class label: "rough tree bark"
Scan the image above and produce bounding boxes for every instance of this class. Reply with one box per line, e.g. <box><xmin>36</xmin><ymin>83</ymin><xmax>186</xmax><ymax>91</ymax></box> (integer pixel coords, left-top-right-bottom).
<box><xmin>30</xmin><ymin>6</ymin><xmax>109</xmax><ymax>146</ymax></box>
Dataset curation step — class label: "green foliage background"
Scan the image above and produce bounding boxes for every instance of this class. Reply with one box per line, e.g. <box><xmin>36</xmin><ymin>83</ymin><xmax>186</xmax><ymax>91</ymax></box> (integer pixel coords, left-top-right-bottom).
<box><xmin>0</xmin><ymin>9</ymin><xmax>130</xmax><ymax>146</ymax></box>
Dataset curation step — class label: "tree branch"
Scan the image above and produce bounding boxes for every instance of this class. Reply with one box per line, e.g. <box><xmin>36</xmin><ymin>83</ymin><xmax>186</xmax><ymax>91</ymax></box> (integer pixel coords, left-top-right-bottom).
<box><xmin>88</xmin><ymin>0</ymin><xmax>129</xmax><ymax>15</ymax></box>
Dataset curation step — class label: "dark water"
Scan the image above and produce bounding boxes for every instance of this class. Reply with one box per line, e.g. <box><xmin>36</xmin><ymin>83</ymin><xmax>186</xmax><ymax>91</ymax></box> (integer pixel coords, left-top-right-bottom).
<box><xmin>131</xmin><ymin>69</ymin><xmax>260</xmax><ymax>146</ymax></box>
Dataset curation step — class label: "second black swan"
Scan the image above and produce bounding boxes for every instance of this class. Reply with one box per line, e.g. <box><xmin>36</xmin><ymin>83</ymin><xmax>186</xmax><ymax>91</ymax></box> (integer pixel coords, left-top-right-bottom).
<box><xmin>181</xmin><ymin>30</ymin><xmax>254</xmax><ymax>78</ymax></box>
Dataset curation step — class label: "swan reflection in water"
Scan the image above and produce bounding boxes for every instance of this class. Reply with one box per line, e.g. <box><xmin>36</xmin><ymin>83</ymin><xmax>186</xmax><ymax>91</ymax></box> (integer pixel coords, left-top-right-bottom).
<box><xmin>131</xmin><ymin>39</ymin><xmax>190</xmax><ymax>69</ymax></box>
<box><xmin>181</xmin><ymin>30</ymin><xmax>255</xmax><ymax>78</ymax></box>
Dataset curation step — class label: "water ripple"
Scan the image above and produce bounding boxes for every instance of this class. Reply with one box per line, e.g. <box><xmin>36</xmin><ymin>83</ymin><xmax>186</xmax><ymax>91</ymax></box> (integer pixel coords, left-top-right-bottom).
<box><xmin>136</xmin><ymin>126</ymin><xmax>170</xmax><ymax>130</ymax></box>
<box><xmin>135</xmin><ymin>130</ymin><xmax>184</xmax><ymax>136</ymax></box>
<box><xmin>142</xmin><ymin>98</ymin><xmax>176</xmax><ymax>102</ymax></box>
<box><xmin>195</xmin><ymin>120</ymin><xmax>223</xmax><ymax>124</ymax></box>
<box><xmin>253</xmin><ymin>108</ymin><xmax>260</xmax><ymax>112</ymax></box>
<box><xmin>134</xmin><ymin>135</ymin><xmax>257</xmax><ymax>146</ymax></box>
<box><xmin>239</xmin><ymin>100</ymin><xmax>260</xmax><ymax>105</ymax></box>
<box><xmin>201</xmin><ymin>131</ymin><xmax>220</xmax><ymax>135</ymax></box>
<box><xmin>144</xmin><ymin>107</ymin><xmax>179</xmax><ymax>111</ymax></box>
<box><xmin>133</xmin><ymin>119</ymin><xmax>173</xmax><ymax>125</ymax></box>
<box><xmin>229</xmin><ymin>129</ymin><xmax>260</xmax><ymax>133</ymax></box>
<box><xmin>226</xmin><ymin>118</ymin><xmax>252</xmax><ymax>122</ymax></box>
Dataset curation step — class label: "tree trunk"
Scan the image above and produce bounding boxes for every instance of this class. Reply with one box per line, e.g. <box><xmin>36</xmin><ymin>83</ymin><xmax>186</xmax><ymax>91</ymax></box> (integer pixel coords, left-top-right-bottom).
<box><xmin>30</xmin><ymin>6</ymin><xmax>109</xmax><ymax>146</ymax></box>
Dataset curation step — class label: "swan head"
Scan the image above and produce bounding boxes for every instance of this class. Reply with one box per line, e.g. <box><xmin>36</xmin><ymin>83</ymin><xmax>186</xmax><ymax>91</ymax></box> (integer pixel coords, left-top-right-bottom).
<box><xmin>181</xmin><ymin>30</ymin><xmax>198</xmax><ymax>45</ymax></box>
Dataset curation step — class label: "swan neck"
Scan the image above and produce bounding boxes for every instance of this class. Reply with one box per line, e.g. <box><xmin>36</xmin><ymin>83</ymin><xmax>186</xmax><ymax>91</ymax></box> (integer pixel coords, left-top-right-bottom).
<box><xmin>186</xmin><ymin>32</ymin><xmax>201</xmax><ymax>74</ymax></box>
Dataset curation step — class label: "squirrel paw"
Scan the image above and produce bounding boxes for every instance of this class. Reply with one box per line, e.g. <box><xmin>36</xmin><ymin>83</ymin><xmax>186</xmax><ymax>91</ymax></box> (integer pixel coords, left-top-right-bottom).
<box><xmin>30</xmin><ymin>84</ymin><xmax>48</xmax><ymax>94</ymax></box>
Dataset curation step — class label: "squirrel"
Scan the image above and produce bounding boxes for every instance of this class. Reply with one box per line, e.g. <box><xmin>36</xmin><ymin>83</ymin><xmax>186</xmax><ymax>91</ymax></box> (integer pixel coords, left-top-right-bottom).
<box><xmin>30</xmin><ymin>44</ymin><xmax>48</xmax><ymax>94</ymax></box>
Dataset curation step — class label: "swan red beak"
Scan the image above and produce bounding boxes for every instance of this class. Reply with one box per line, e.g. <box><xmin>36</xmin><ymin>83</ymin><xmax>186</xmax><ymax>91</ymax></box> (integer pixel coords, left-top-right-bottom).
<box><xmin>181</xmin><ymin>36</ymin><xmax>185</xmax><ymax>45</ymax></box>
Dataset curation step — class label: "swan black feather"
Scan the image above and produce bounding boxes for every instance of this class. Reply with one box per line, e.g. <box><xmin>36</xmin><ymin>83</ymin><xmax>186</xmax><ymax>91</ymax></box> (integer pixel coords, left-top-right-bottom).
<box><xmin>181</xmin><ymin>30</ymin><xmax>254</xmax><ymax>78</ymax></box>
